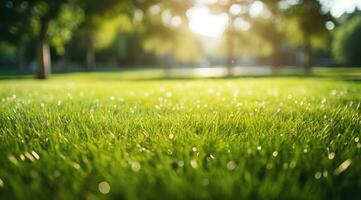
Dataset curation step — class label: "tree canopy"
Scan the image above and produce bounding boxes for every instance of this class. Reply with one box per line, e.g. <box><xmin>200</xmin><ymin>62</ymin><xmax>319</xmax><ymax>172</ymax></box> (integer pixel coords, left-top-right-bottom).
<box><xmin>333</xmin><ymin>15</ymin><xmax>361</xmax><ymax>66</ymax></box>
<box><xmin>0</xmin><ymin>0</ymin><xmax>356</xmax><ymax>78</ymax></box>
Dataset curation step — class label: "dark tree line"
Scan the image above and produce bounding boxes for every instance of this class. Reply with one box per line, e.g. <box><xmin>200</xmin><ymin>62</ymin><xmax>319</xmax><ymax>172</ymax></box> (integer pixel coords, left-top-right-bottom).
<box><xmin>0</xmin><ymin>0</ymin><xmax>356</xmax><ymax>78</ymax></box>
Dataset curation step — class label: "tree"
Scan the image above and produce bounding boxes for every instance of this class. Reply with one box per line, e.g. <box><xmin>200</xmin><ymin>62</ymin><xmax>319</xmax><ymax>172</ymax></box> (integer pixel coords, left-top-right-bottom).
<box><xmin>32</xmin><ymin>0</ymin><xmax>82</xmax><ymax>79</ymax></box>
<box><xmin>333</xmin><ymin>15</ymin><xmax>361</xmax><ymax>66</ymax></box>
<box><xmin>0</xmin><ymin>0</ymin><xmax>34</xmax><ymax>73</ymax></box>
<box><xmin>0</xmin><ymin>0</ymin><xmax>83</xmax><ymax>79</ymax></box>
<box><xmin>251</xmin><ymin>0</ymin><xmax>285</xmax><ymax>68</ymax></box>
<box><xmin>206</xmin><ymin>0</ymin><xmax>254</xmax><ymax>76</ymax></box>
<box><xmin>77</xmin><ymin>0</ymin><xmax>133</xmax><ymax>71</ymax></box>
<box><xmin>137</xmin><ymin>0</ymin><xmax>202</xmax><ymax>68</ymax></box>
<box><xmin>251</xmin><ymin>18</ymin><xmax>284</xmax><ymax>68</ymax></box>
<box><xmin>284</xmin><ymin>0</ymin><xmax>329</xmax><ymax>72</ymax></box>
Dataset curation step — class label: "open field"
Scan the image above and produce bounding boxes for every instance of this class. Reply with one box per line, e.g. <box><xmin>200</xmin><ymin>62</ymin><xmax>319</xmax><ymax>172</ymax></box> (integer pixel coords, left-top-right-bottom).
<box><xmin>0</xmin><ymin>68</ymin><xmax>361</xmax><ymax>199</ymax></box>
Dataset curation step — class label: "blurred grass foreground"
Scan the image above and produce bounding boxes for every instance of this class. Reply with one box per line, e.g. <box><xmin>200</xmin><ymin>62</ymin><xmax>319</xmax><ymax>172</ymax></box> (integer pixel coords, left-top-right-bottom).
<box><xmin>1</xmin><ymin>0</ymin><xmax>361</xmax><ymax>199</ymax></box>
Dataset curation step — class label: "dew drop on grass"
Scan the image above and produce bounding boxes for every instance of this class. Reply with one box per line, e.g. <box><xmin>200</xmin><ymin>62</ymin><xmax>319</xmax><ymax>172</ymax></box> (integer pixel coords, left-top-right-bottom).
<box><xmin>355</xmin><ymin>137</ymin><xmax>359</xmax><ymax>143</ymax></box>
<box><xmin>73</xmin><ymin>163</ymin><xmax>81</xmax><ymax>170</ymax></box>
<box><xmin>190</xmin><ymin>159</ymin><xmax>198</xmax><ymax>169</ymax></box>
<box><xmin>24</xmin><ymin>152</ymin><xmax>35</xmax><ymax>162</ymax></box>
<box><xmin>98</xmin><ymin>181</ymin><xmax>110</xmax><ymax>194</ymax></box>
<box><xmin>19</xmin><ymin>154</ymin><xmax>25</xmax><ymax>161</ymax></box>
<box><xmin>168</xmin><ymin>134</ymin><xmax>174</xmax><ymax>140</ymax></box>
<box><xmin>272</xmin><ymin>151</ymin><xmax>278</xmax><ymax>157</ymax></box>
<box><xmin>131</xmin><ymin>162</ymin><xmax>141</xmax><ymax>172</ymax></box>
<box><xmin>118</xmin><ymin>97</ymin><xmax>124</xmax><ymax>102</ymax></box>
<box><xmin>257</xmin><ymin>146</ymin><xmax>262</xmax><ymax>151</ymax></box>
<box><xmin>303</xmin><ymin>148</ymin><xmax>308</xmax><ymax>153</ymax></box>
<box><xmin>0</xmin><ymin>178</ymin><xmax>4</xmax><ymax>187</ymax></box>
<box><xmin>323</xmin><ymin>170</ymin><xmax>328</xmax><ymax>178</ymax></box>
<box><xmin>289</xmin><ymin>161</ymin><xmax>297</xmax><ymax>168</ymax></box>
<box><xmin>266</xmin><ymin>163</ymin><xmax>273</xmax><ymax>170</ymax></box>
<box><xmin>192</xmin><ymin>147</ymin><xmax>197</xmax><ymax>152</ymax></box>
<box><xmin>8</xmin><ymin>155</ymin><xmax>18</xmax><ymax>165</ymax></box>
<box><xmin>227</xmin><ymin>160</ymin><xmax>237</xmax><ymax>171</ymax></box>
<box><xmin>328</xmin><ymin>152</ymin><xmax>335</xmax><ymax>160</ymax></box>
<box><xmin>334</xmin><ymin>159</ymin><xmax>352</xmax><ymax>175</ymax></box>
<box><xmin>31</xmin><ymin>151</ymin><xmax>40</xmax><ymax>160</ymax></box>
<box><xmin>178</xmin><ymin>160</ymin><xmax>184</xmax><ymax>167</ymax></box>
<box><xmin>314</xmin><ymin>172</ymin><xmax>322</xmax><ymax>179</ymax></box>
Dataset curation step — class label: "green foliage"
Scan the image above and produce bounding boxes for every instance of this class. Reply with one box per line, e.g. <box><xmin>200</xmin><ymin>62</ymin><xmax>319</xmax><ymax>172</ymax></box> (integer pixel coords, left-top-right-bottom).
<box><xmin>143</xmin><ymin>25</ymin><xmax>202</xmax><ymax>64</ymax></box>
<box><xmin>72</xmin><ymin>0</ymin><xmax>134</xmax><ymax>67</ymax></box>
<box><xmin>333</xmin><ymin>15</ymin><xmax>361</xmax><ymax>65</ymax></box>
<box><xmin>0</xmin><ymin>0</ymin><xmax>33</xmax><ymax>42</ymax></box>
<box><xmin>97</xmin><ymin>33</ymin><xmax>129</xmax><ymax>62</ymax></box>
<box><xmin>0</xmin><ymin>42</ymin><xmax>16</xmax><ymax>63</ymax></box>
<box><xmin>283</xmin><ymin>0</ymin><xmax>329</xmax><ymax>48</ymax></box>
<box><xmin>283</xmin><ymin>16</ymin><xmax>327</xmax><ymax>49</ymax></box>
<box><xmin>28</xmin><ymin>1</ymin><xmax>49</xmax><ymax>35</ymax></box>
<box><xmin>92</xmin><ymin>14</ymin><xmax>133</xmax><ymax>50</ymax></box>
<box><xmin>219</xmin><ymin>30</ymin><xmax>273</xmax><ymax>58</ymax></box>
<box><xmin>250</xmin><ymin>17</ymin><xmax>284</xmax><ymax>54</ymax></box>
<box><xmin>0</xmin><ymin>70</ymin><xmax>361</xmax><ymax>199</ymax></box>
<box><xmin>140</xmin><ymin>1</ymin><xmax>202</xmax><ymax>64</ymax></box>
<box><xmin>48</xmin><ymin>4</ymin><xmax>84</xmax><ymax>55</ymax></box>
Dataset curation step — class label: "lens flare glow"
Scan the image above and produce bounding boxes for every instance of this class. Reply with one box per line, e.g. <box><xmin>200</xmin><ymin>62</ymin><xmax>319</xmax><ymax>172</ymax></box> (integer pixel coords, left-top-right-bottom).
<box><xmin>188</xmin><ymin>6</ymin><xmax>228</xmax><ymax>38</ymax></box>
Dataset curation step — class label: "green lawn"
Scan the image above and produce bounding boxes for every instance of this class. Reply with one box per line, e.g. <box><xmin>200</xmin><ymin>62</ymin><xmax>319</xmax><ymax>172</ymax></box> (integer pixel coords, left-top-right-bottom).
<box><xmin>0</xmin><ymin>68</ymin><xmax>361</xmax><ymax>200</ymax></box>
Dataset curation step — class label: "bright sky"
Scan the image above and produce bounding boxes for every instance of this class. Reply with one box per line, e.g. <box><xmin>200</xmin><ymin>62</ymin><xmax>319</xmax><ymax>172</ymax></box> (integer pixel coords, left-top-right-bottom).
<box><xmin>187</xmin><ymin>6</ymin><xmax>228</xmax><ymax>38</ymax></box>
<box><xmin>187</xmin><ymin>0</ymin><xmax>361</xmax><ymax>38</ymax></box>
<box><xmin>325</xmin><ymin>0</ymin><xmax>361</xmax><ymax>18</ymax></box>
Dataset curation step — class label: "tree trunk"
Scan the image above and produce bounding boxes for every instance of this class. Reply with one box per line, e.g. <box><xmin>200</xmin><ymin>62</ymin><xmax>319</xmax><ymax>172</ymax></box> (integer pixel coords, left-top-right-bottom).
<box><xmin>270</xmin><ymin>44</ymin><xmax>280</xmax><ymax>72</ymax></box>
<box><xmin>225</xmin><ymin>18</ymin><xmax>235</xmax><ymax>77</ymax></box>
<box><xmin>37</xmin><ymin>20</ymin><xmax>51</xmax><ymax>79</ymax></box>
<box><xmin>304</xmin><ymin>40</ymin><xmax>312</xmax><ymax>74</ymax></box>
<box><xmin>85</xmin><ymin>36</ymin><xmax>95</xmax><ymax>72</ymax></box>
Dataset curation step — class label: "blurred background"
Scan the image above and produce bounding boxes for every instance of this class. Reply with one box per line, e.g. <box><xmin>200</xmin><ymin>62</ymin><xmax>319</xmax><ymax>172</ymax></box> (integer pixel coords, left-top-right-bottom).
<box><xmin>0</xmin><ymin>0</ymin><xmax>360</xmax><ymax>79</ymax></box>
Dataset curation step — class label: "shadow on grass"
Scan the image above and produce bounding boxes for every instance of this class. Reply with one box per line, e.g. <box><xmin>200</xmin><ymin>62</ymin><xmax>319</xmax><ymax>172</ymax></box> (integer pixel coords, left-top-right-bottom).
<box><xmin>128</xmin><ymin>74</ymin><xmax>361</xmax><ymax>82</ymax></box>
<box><xmin>0</xmin><ymin>75</ymin><xmax>36</xmax><ymax>80</ymax></box>
<box><xmin>0</xmin><ymin>67</ymin><xmax>360</xmax><ymax>82</ymax></box>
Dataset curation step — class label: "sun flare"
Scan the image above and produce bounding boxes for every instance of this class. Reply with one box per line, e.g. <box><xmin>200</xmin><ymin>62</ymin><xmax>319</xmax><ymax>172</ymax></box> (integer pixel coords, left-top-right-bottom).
<box><xmin>187</xmin><ymin>6</ymin><xmax>228</xmax><ymax>38</ymax></box>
